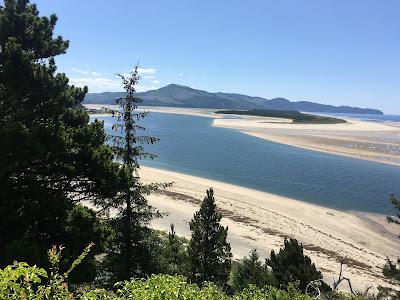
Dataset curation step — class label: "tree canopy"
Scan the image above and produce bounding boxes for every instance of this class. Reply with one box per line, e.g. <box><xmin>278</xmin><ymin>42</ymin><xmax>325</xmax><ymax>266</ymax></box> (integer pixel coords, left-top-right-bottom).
<box><xmin>188</xmin><ymin>188</ymin><xmax>232</xmax><ymax>287</ymax></box>
<box><xmin>266</xmin><ymin>238</ymin><xmax>329</xmax><ymax>293</ymax></box>
<box><xmin>0</xmin><ymin>0</ymin><xmax>122</xmax><ymax>280</ymax></box>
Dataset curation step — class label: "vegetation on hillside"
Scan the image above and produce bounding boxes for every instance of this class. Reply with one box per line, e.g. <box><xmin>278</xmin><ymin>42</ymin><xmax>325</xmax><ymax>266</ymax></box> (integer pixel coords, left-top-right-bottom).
<box><xmin>0</xmin><ymin>246</ymin><xmax>364</xmax><ymax>300</ymax></box>
<box><xmin>0</xmin><ymin>0</ymin><xmax>122</xmax><ymax>282</ymax></box>
<box><xmin>0</xmin><ymin>1</ymin><xmax>397</xmax><ymax>299</ymax></box>
<box><xmin>216</xmin><ymin>110</ymin><xmax>347</xmax><ymax>124</ymax></box>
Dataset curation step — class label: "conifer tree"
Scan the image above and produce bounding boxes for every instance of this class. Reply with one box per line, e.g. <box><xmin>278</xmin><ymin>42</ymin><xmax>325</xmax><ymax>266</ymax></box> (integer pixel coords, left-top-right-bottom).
<box><xmin>0</xmin><ymin>0</ymin><xmax>120</xmax><ymax>280</ymax></box>
<box><xmin>229</xmin><ymin>249</ymin><xmax>274</xmax><ymax>293</ymax></box>
<box><xmin>378</xmin><ymin>194</ymin><xmax>400</xmax><ymax>299</ymax></box>
<box><xmin>188</xmin><ymin>188</ymin><xmax>232</xmax><ymax>287</ymax></box>
<box><xmin>166</xmin><ymin>224</ymin><xmax>184</xmax><ymax>274</ymax></box>
<box><xmin>266</xmin><ymin>238</ymin><xmax>329</xmax><ymax>292</ymax></box>
<box><xmin>105</xmin><ymin>66</ymin><xmax>162</xmax><ymax>281</ymax></box>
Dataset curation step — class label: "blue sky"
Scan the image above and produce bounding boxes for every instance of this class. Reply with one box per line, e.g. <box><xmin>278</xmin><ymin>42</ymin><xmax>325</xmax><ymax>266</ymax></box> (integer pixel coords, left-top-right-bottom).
<box><xmin>32</xmin><ymin>0</ymin><xmax>400</xmax><ymax>113</ymax></box>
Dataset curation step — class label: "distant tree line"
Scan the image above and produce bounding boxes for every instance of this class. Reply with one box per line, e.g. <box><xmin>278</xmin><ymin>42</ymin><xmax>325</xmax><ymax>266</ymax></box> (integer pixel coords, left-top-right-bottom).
<box><xmin>216</xmin><ymin>110</ymin><xmax>347</xmax><ymax>124</ymax></box>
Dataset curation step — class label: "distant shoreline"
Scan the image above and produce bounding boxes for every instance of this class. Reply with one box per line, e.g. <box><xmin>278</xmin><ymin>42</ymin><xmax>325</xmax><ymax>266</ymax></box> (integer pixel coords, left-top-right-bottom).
<box><xmin>86</xmin><ymin>104</ymin><xmax>400</xmax><ymax>167</ymax></box>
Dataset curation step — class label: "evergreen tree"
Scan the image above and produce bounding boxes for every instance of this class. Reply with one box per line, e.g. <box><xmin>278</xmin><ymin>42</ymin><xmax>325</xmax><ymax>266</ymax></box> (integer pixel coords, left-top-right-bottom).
<box><xmin>229</xmin><ymin>249</ymin><xmax>275</xmax><ymax>293</ymax></box>
<box><xmin>146</xmin><ymin>225</ymin><xmax>190</xmax><ymax>276</ymax></box>
<box><xmin>266</xmin><ymin>238</ymin><xmax>329</xmax><ymax>292</ymax></box>
<box><xmin>378</xmin><ymin>194</ymin><xmax>400</xmax><ymax>299</ymax></box>
<box><xmin>384</xmin><ymin>196</ymin><xmax>400</xmax><ymax>282</ymax></box>
<box><xmin>0</xmin><ymin>0</ymin><xmax>122</xmax><ymax>280</ymax></box>
<box><xmin>163</xmin><ymin>224</ymin><xmax>189</xmax><ymax>276</ymax></box>
<box><xmin>104</xmin><ymin>66</ymin><xmax>162</xmax><ymax>281</ymax></box>
<box><xmin>188</xmin><ymin>188</ymin><xmax>232</xmax><ymax>287</ymax></box>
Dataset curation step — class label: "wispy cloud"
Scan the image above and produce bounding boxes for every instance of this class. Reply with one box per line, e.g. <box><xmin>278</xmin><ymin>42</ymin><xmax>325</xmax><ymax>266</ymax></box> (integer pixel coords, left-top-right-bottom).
<box><xmin>70</xmin><ymin>77</ymin><xmax>158</xmax><ymax>93</ymax></box>
<box><xmin>71</xmin><ymin>67</ymin><xmax>89</xmax><ymax>75</ymax></box>
<box><xmin>70</xmin><ymin>77</ymin><xmax>122</xmax><ymax>92</ymax></box>
<box><xmin>71</xmin><ymin>68</ymin><xmax>101</xmax><ymax>76</ymax></box>
<box><xmin>179</xmin><ymin>73</ymin><xmax>183</xmax><ymax>77</ymax></box>
<box><xmin>69</xmin><ymin>66</ymin><xmax>159</xmax><ymax>92</ymax></box>
<box><xmin>137</xmin><ymin>67</ymin><xmax>157</xmax><ymax>75</ymax></box>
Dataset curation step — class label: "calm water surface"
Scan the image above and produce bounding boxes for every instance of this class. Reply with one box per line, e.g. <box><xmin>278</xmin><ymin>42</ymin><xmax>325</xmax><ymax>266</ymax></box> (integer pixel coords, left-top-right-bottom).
<box><xmin>94</xmin><ymin>113</ymin><xmax>400</xmax><ymax>215</ymax></box>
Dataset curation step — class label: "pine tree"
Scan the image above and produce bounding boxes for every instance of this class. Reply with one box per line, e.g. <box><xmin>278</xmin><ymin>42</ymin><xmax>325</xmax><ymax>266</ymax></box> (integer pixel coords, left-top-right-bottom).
<box><xmin>165</xmin><ymin>224</ymin><xmax>189</xmax><ymax>276</ymax></box>
<box><xmin>188</xmin><ymin>188</ymin><xmax>232</xmax><ymax>287</ymax></box>
<box><xmin>0</xmin><ymin>0</ymin><xmax>120</xmax><ymax>280</ymax></box>
<box><xmin>266</xmin><ymin>238</ymin><xmax>329</xmax><ymax>292</ymax></box>
<box><xmin>166</xmin><ymin>224</ymin><xmax>182</xmax><ymax>274</ymax></box>
<box><xmin>377</xmin><ymin>194</ymin><xmax>400</xmax><ymax>299</ymax></box>
<box><xmin>229</xmin><ymin>249</ymin><xmax>274</xmax><ymax>293</ymax></box>
<box><xmin>105</xmin><ymin>66</ymin><xmax>163</xmax><ymax>281</ymax></box>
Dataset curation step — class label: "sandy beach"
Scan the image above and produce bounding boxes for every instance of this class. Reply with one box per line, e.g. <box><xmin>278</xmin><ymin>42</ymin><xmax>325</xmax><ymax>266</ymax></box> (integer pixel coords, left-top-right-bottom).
<box><xmin>213</xmin><ymin>116</ymin><xmax>400</xmax><ymax>167</ymax></box>
<box><xmin>85</xmin><ymin>105</ymin><xmax>400</xmax><ymax>292</ymax></box>
<box><xmin>86</xmin><ymin>104</ymin><xmax>400</xmax><ymax>166</ymax></box>
<box><xmin>140</xmin><ymin>166</ymin><xmax>400</xmax><ymax>293</ymax></box>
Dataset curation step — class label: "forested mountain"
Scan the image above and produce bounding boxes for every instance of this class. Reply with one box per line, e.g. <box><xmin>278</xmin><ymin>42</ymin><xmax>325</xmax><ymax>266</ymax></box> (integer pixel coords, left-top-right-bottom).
<box><xmin>84</xmin><ymin>84</ymin><xmax>383</xmax><ymax>115</ymax></box>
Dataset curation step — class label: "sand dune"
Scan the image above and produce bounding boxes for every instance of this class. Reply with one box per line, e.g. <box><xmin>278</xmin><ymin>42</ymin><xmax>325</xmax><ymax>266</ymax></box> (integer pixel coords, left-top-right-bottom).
<box><xmin>140</xmin><ymin>166</ymin><xmax>400</xmax><ymax>294</ymax></box>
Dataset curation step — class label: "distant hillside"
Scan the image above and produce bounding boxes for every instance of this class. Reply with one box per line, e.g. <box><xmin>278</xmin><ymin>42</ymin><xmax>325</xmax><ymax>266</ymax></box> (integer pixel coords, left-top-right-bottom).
<box><xmin>83</xmin><ymin>84</ymin><xmax>383</xmax><ymax>115</ymax></box>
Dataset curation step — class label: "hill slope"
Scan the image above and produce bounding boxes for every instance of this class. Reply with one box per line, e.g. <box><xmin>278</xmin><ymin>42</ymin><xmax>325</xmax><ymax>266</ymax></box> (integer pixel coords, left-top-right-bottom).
<box><xmin>83</xmin><ymin>84</ymin><xmax>383</xmax><ymax>115</ymax></box>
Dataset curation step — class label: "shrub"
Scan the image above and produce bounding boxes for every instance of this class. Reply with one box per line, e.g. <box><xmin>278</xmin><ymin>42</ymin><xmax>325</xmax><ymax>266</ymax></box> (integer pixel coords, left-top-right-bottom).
<box><xmin>229</xmin><ymin>249</ymin><xmax>275</xmax><ymax>293</ymax></box>
<box><xmin>266</xmin><ymin>238</ymin><xmax>330</xmax><ymax>293</ymax></box>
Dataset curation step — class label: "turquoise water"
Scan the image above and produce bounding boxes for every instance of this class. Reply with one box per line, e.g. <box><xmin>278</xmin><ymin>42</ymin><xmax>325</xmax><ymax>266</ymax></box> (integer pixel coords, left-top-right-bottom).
<box><xmin>96</xmin><ymin>113</ymin><xmax>400</xmax><ymax>215</ymax></box>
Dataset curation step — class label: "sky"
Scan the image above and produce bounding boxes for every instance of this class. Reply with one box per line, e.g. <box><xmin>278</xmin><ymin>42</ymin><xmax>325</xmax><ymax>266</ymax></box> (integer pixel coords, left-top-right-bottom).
<box><xmin>30</xmin><ymin>0</ymin><xmax>400</xmax><ymax>113</ymax></box>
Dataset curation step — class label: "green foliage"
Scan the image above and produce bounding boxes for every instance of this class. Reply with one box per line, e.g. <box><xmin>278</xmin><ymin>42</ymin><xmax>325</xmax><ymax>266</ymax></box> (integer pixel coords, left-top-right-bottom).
<box><xmin>216</xmin><ymin>110</ymin><xmax>346</xmax><ymax>124</ymax></box>
<box><xmin>229</xmin><ymin>249</ymin><xmax>275</xmax><ymax>293</ymax></box>
<box><xmin>0</xmin><ymin>0</ymin><xmax>122</xmax><ymax>282</ymax></box>
<box><xmin>188</xmin><ymin>188</ymin><xmax>232</xmax><ymax>287</ymax></box>
<box><xmin>0</xmin><ymin>243</ymin><xmax>93</xmax><ymax>299</ymax></box>
<box><xmin>383</xmin><ymin>258</ymin><xmax>400</xmax><ymax>282</ymax></box>
<box><xmin>146</xmin><ymin>226</ymin><xmax>190</xmax><ymax>276</ymax></box>
<box><xmin>62</xmin><ymin>205</ymin><xmax>114</xmax><ymax>283</ymax></box>
<box><xmin>81</xmin><ymin>274</ymin><xmax>316</xmax><ymax>300</ymax></box>
<box><xmin>266</xmin><ymin>238</ymin><xmax>329</xmax><ymax>293</ymax></box>
<box><xmin>0</xmin><ymin>258</ymin><xmax>363</xmax><ymax>300</ymax></box>
<box><xmin>380</xmin><ymin>194</ymin><xmax>400</xmax><ymax>298</ymax></box>
<box><xmin>0</xmin><ymin>262</ymin><xmax>48</xmax><ymax>299</ymax></box>
<box><xmin>387</xmin><ymin>194</ymin><xmax>400</xmax><ymax>227</ymax></box>
<box><xmin>104</xmin><ymin>67</ymin><xmax>165</xmax><ymax>282</ymax></box>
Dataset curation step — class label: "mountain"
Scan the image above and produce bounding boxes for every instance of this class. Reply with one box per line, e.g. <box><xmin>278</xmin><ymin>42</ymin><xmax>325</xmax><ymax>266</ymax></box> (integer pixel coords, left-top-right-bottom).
<box><xmin>83</xmin><ymin>84</ymin><xmax>383</xmax><ymax>115</ymax></box>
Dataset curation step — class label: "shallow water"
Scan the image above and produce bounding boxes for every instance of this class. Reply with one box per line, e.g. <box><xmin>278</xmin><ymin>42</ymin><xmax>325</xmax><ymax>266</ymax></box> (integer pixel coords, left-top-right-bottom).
<box><xmin>94</xmin><ymin>113</ymin><xmax>400</xmax><ymax>215</ymax></box>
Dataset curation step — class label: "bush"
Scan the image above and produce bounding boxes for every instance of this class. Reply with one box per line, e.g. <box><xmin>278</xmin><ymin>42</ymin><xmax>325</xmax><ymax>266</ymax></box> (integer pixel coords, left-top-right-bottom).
<box><xmin>0</xmin><ymin>245</ymin><xmax>363</xmax><ymax>300</ymax></box>
<box><xmin>147</xmin><ymin>226</ymin><xmax>190</xmax><ymax>276</ymax></box>
<box><xmin>82</xmin><ymin>274</ymin><xmax>315</xmax><ymax>300</ymax></box>
<box><xmin>229</xmin><ymin>249</ymin><xmax>275</xmax><ymax>293</ymax></box>
<box><xmin>266</xmin><ymin>238</ymin><xmax>330</xmax><ymax>293</ymax></box>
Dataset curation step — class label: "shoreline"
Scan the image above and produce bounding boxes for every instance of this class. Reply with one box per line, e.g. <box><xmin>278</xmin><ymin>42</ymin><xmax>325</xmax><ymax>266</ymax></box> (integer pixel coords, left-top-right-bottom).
<box><xmin>86</xmin><ymin>104</ymin><xmax>400</xmax><ymax>167</ymax></box>
<box><xmin>140</xmin><ymin>166</ymin><xmax>400</xmax><ymax>293</ymax></box>
<box><xmin>212</xmin><ymin>114</ymin><xmax>400</xmax><ymax>168</ymax></box>
<box><xmin>235</xmin><ymin>129</ymin><xmax>400</xmax><ymax>167</ymax></box>
<box><xmin>85</xmin><ymin>105</ymin><xmax>400</xmax><ymax>292</ymax></box>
